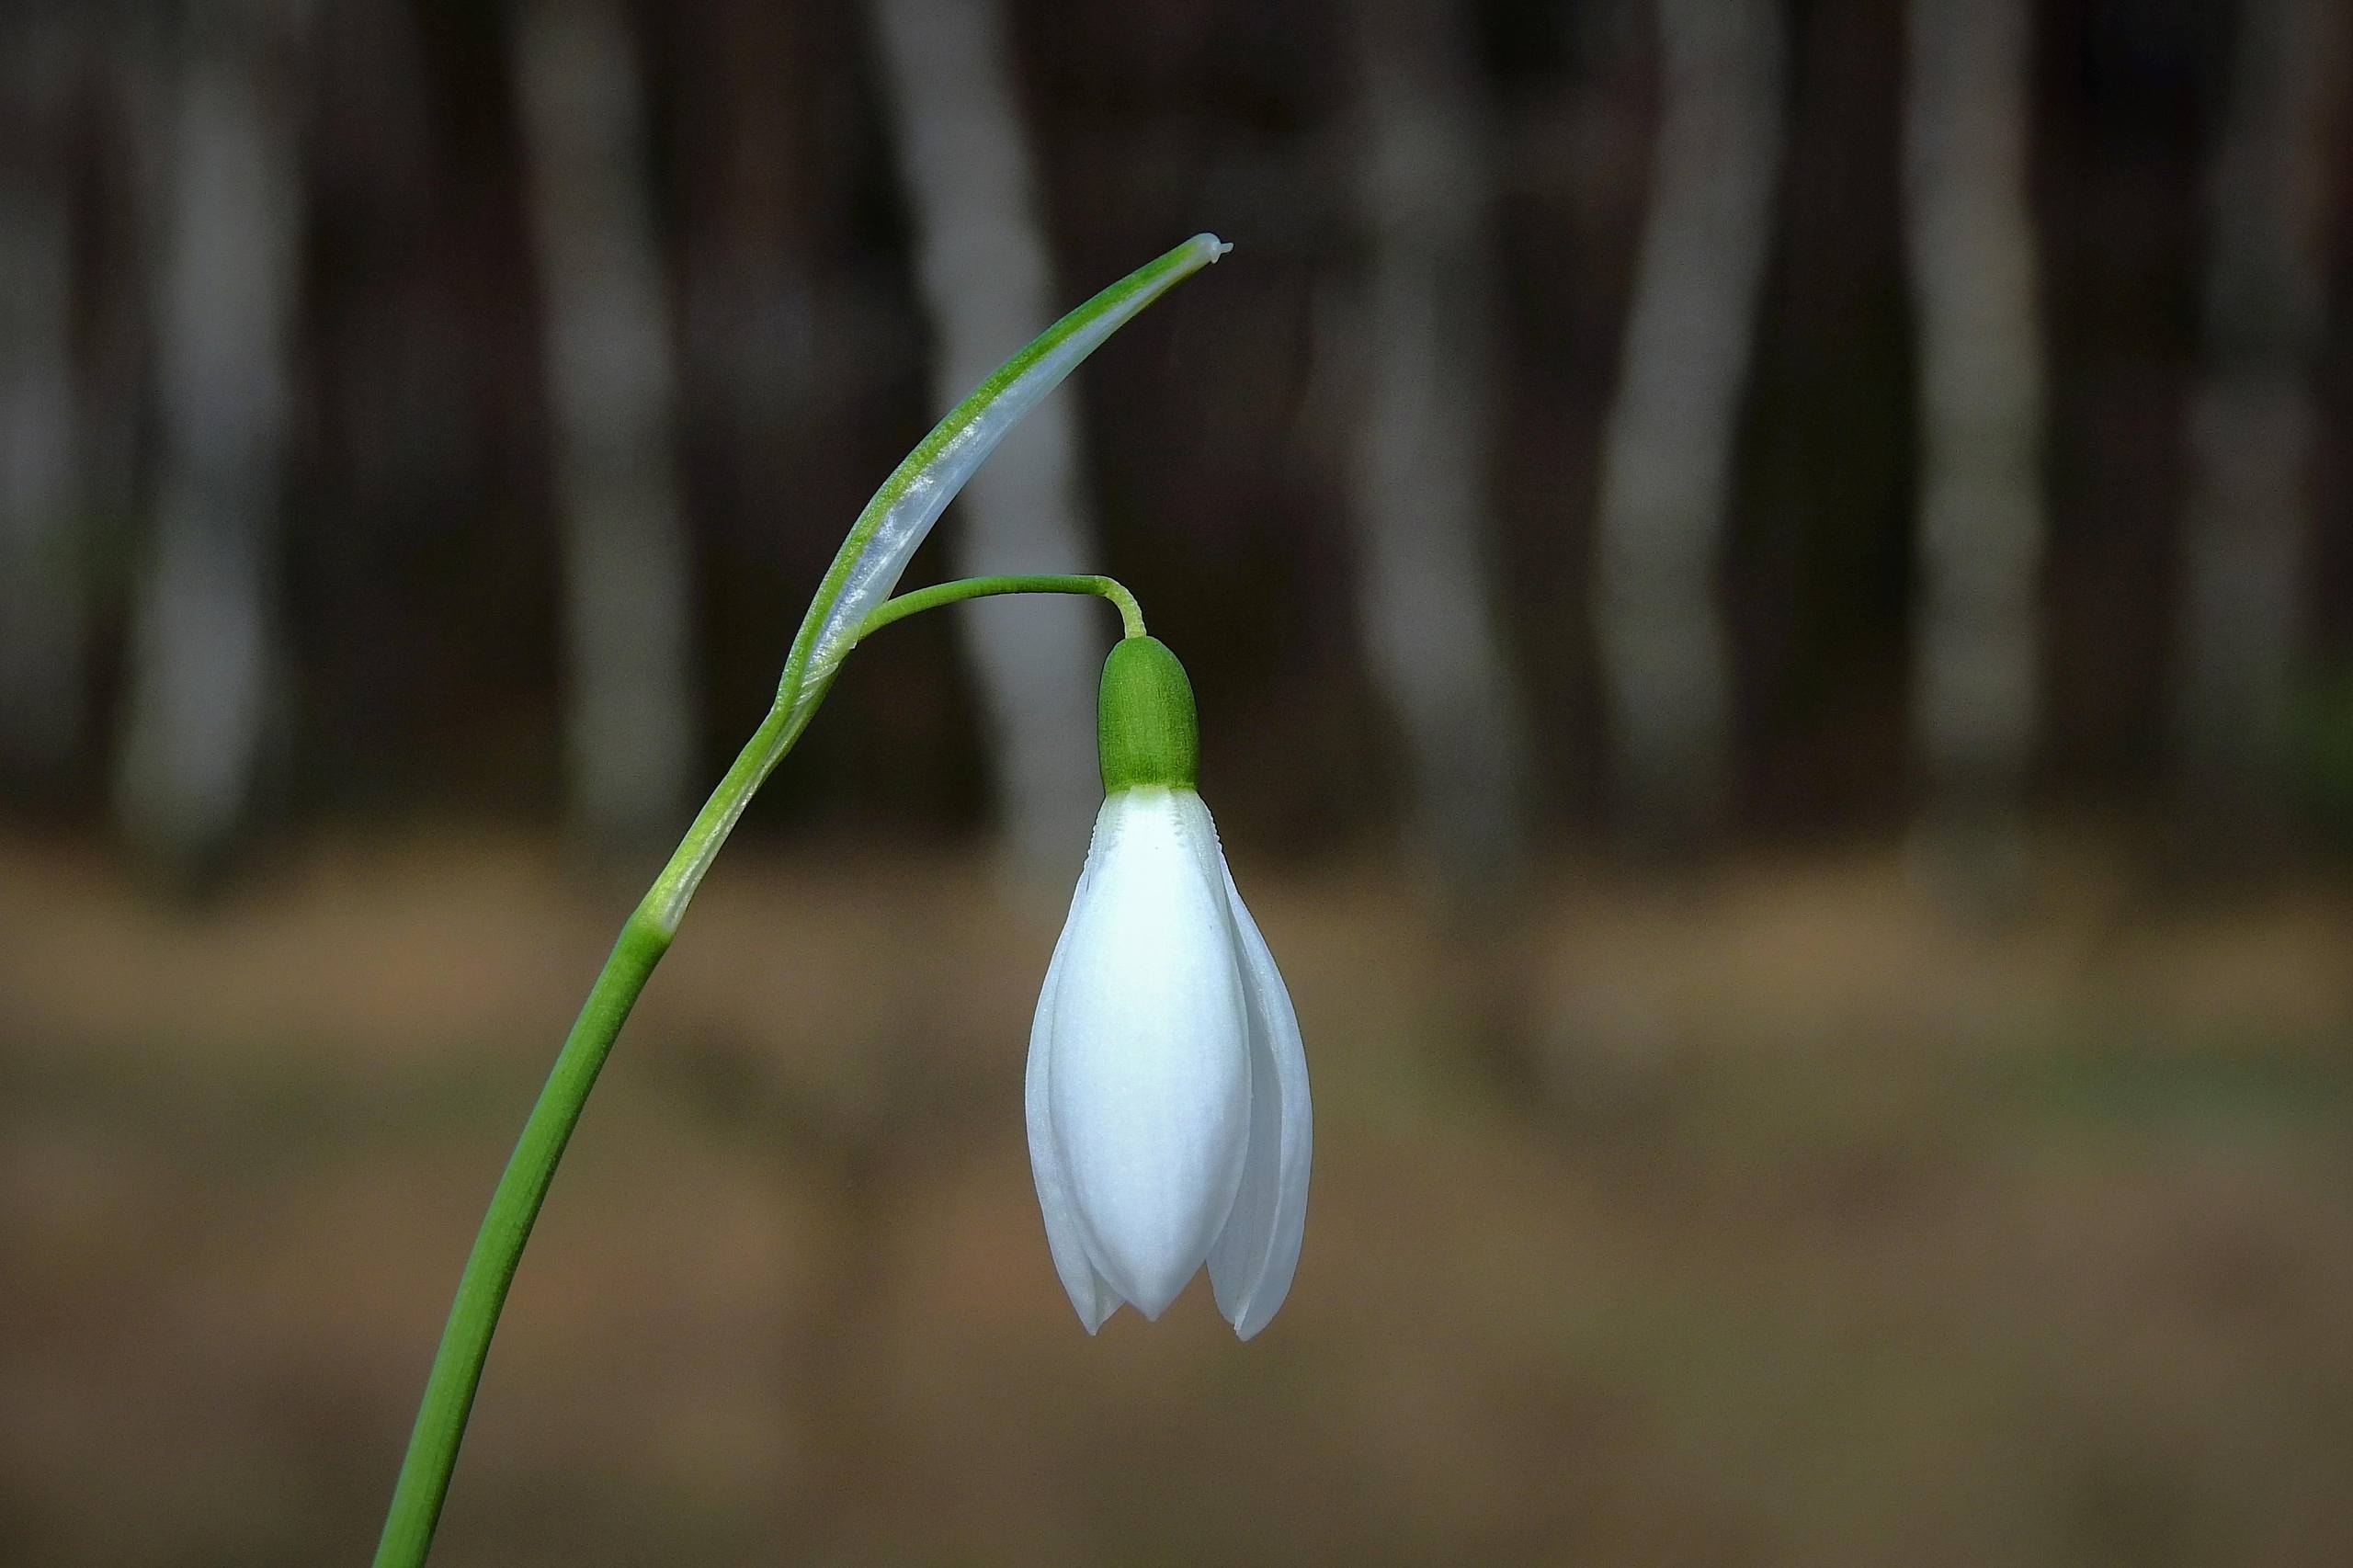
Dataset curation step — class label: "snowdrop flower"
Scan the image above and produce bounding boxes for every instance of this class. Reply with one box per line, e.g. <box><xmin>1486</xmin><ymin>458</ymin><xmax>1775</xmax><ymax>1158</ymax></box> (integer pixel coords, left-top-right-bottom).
<box><xmin>1028</xmin><ymin>636</ymin><xmax>1311</xmax><ymax>1338</ymax></box>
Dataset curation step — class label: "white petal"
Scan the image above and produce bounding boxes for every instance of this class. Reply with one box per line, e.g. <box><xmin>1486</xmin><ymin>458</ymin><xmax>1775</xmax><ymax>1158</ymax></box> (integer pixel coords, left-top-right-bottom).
<box><xmin>1206</xmin><ymin>857</ymin><xmax>1312</xmax><ymax>1339</ymax></box>
<box><xmin>1027</xmin><ymin>835</ymin><xmax>1123</xmax><ymax>1332</ymax></box>
<box><xmin>1047</xmin><ymin>789</ymin><xmax>1251</xmax><ymax>1318</ymax></box>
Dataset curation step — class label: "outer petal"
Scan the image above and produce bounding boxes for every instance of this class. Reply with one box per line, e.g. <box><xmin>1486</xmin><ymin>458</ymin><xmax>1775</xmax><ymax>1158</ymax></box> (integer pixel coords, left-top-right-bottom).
<box><xmin>1027</xmin><ymin>824</ymin><xmax>1123</xmax><ymax>1332</ymax></box>
<box><xmin>1206</xmin><ymin>855</ymin><xmax>1312</xmax><ymax>1340</ymax></box>
<box><xmin>1047</xmin><ymin>789</ymin><xmax>1251</xmax><ymax>1318</ymax></box>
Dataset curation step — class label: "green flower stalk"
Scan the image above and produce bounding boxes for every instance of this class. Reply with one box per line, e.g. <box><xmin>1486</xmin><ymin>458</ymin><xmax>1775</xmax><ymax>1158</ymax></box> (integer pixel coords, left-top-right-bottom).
<box><xmin>372</xmin><ymin>234</ymin><xmax>1227</xmax><ymax>1568</ymax></box>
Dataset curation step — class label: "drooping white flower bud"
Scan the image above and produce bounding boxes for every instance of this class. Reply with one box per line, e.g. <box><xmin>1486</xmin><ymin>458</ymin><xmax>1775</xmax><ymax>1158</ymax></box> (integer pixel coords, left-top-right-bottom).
<box><xmin>1027</xmin><ymin>638</ymin><xmax>1311</xmax><ymax>1338</ymax></box>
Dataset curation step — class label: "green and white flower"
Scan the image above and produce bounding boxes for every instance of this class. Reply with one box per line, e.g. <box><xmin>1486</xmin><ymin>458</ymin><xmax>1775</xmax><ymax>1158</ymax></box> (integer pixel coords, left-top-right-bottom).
<box><xmin>1027</xmin><ymin>638</ymin><xmax>1311</xmax><ymax>1339</ymax></box>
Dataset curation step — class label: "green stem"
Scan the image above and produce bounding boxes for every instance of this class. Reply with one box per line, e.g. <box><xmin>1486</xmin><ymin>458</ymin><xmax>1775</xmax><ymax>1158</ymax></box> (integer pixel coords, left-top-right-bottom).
<box><xmin>371</xmin><ymin>699</ymin><xmax>792</xmax><ymax>1568</ymax></box>
<box><xmin>856</xmin><ymin>574</ymin><xmax>1145</xmax><ymax>643</ymax></box>
<box><xmin>370</xmin><ymin>910</ymin><xmax>665</xmax><ymax>1567</ymax></box>
<box><xmin>369</xmin><ymin>577</ymin><xmax>1146</xmax><ymax>1568</ymax></box>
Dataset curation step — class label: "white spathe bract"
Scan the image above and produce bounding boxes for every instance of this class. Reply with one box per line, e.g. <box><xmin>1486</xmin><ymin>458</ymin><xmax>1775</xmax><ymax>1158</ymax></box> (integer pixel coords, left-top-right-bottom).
<box><xmin>791</xmin><ymin>233</ymin><xmax>1231</xmax><ymax>717</ymax></box>
<box><xmin>1027</xmin><ymin>786</ymin><xmax>1310</xmax><ymax>1338</ymax></box>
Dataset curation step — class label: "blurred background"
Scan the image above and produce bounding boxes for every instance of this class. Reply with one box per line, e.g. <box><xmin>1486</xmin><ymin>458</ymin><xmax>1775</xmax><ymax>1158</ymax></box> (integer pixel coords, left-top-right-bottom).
<box><xmin>5</xmin><ymin>0</ymin><xmax>2353</xmax><ymax>1562</ymax></box>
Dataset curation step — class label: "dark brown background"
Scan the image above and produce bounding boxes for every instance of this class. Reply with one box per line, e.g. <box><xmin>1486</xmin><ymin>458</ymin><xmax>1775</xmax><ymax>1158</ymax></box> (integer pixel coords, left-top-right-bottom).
<box><xmin>3</xmin><ymin>2</ymin><xmax>2351</xmax><ymax>1563</ymax></box>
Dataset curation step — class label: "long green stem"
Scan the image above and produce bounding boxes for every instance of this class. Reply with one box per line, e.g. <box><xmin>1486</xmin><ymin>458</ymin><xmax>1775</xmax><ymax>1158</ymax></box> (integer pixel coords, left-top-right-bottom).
<box><xmin>372</xmin><ymin>697</ymin><xmax>797</xmax><ymax>1568</ymax></box>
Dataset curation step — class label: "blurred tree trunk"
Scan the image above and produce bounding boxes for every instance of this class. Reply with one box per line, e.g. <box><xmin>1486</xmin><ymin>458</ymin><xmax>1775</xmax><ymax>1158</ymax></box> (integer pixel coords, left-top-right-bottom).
<box><xmin>0</xmin><ymin>19</ymin><xmax>85</xmax><ymax>785</ymax></box>
<box><xmin>1902</xmin><ymin>0</ymin><xmax>2048</xmax><ymax>901</ymax></box>
<box><xmin>1348</xmin><ymin>0</ymin><xmax>1529</xmax><ymax>888</ymax></box>
<box><xmin>2174</xmin><ymin>0</ymin><xmax>2342</xmax><ymax>848</ymax></box>
<box><xmin>512</xmin><ymin>0</ymin><xmax>697</xmax><ymax>845</ymax></box>
<box><xmin>1593</xmin><ymin>0</ymin><xmax>1786</xmax><ymax>844</ymax></box>
<box><xmin>867</xmin><ymin>0</ymin><xmax>1100</xmax><ymax>875</ymax></box>
<box><xmin>675</xmin><ymin>0</ymin><xmax>816</xmax><ymax>569</ymax></box>
<box><xmin>112</xmin><ymin>3</ymin><xmax>304</xmax><ymax>873</ymax></box>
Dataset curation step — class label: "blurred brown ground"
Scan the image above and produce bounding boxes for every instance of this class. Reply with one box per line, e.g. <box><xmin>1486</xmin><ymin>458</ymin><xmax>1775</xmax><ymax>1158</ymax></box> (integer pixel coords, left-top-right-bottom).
<box><xmin>3</xmin><ymin>828</ymin><xmax>2351</xmax><ymax>1566</ymax></box>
